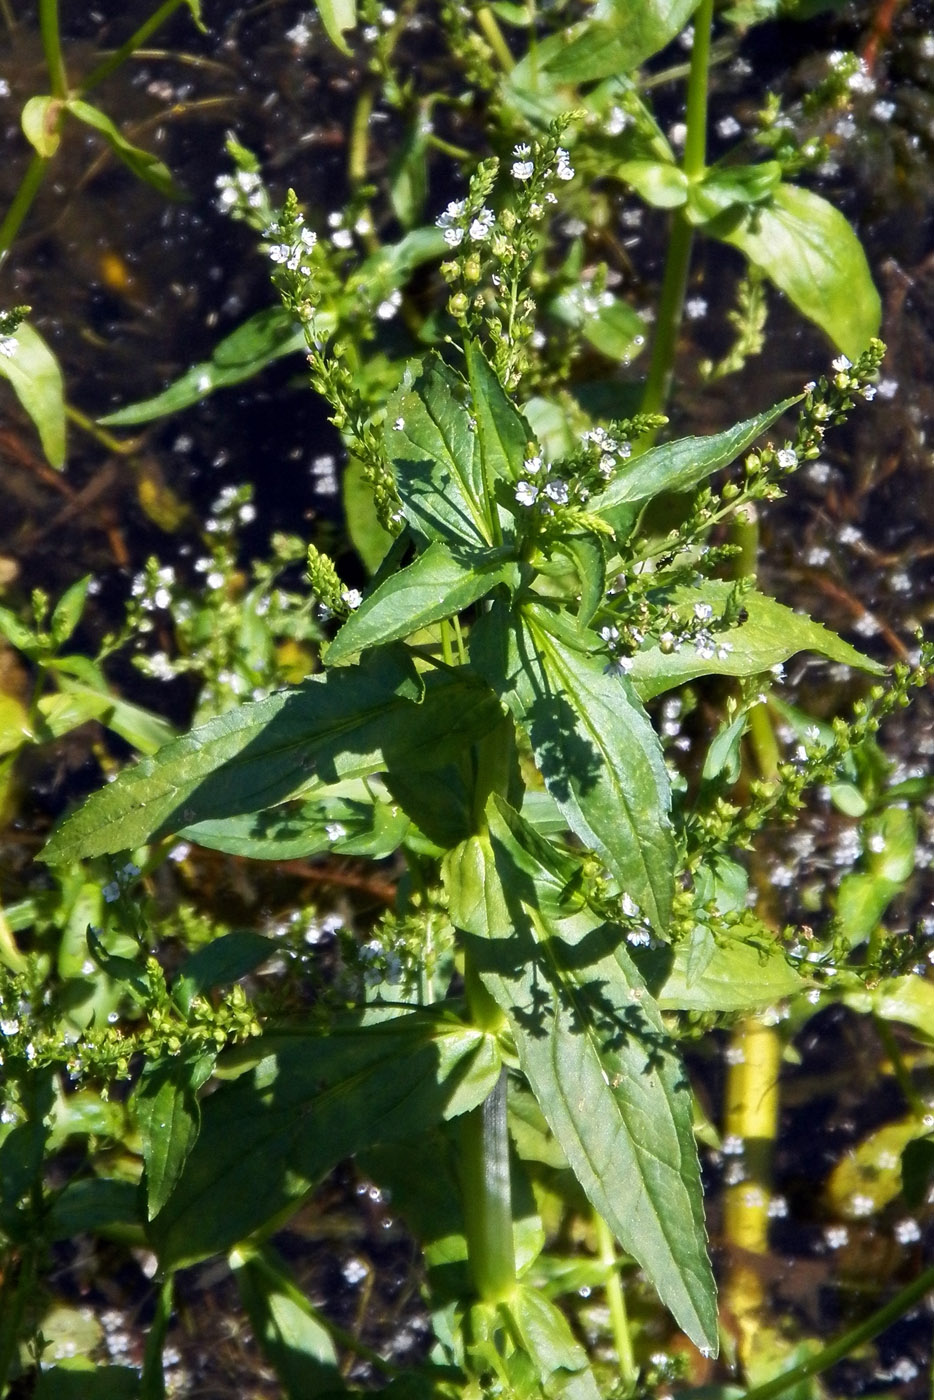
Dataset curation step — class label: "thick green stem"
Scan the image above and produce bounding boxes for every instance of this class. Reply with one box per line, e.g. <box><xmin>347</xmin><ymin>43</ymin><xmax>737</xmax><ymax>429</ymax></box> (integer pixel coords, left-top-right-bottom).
<box><xmin>640</xmin><ymin>0</ymin><xmax>713</xmax><ymax>417</ymax></box>
<box><xmin>460</xmin><ymin>1064</ymin><xmax>516</xmax><ymax>1303</ymax></box>
<box><xmin>742</xmin><ymin>1263</ymin><xmax>934</xmax><ymax>1400</ymax></box>
<box><xmin>39</xmin><ymin>0</ymin><xmax>68</xmax><ymax>97</ymax></box>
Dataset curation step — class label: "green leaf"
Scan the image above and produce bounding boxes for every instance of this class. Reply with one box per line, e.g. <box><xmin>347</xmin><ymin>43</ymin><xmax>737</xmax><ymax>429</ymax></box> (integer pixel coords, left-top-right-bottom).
<box><xmin>44</xmin><ymin>656</ymin><xmax>501</xmax><ymax>864</ymax></box>
<box><xmin>22</xmin><ymin>94</ymin><xmax>63</xmax><ymax>157</ymax></box>
<box><xmin>472</xmin><ymin>602</ymin><xmax>675</xmax><ymax>934</ymax></box>
<box><xmin>385</xmin><ymin>357</ymin><xmax>493</xmax><ymax>548</ymax></box>
<box><xmin>0</xmin><ymin>322</ymin><xmax>67</xmax><ymax>468</ymax></box>
<box><xmin>66</xmin><ymin>100</ymin><xmax>178</xmax><ymax>198</ymax></box>
<box><xmin>46</xmin><ymin>1178</ymin><xmax>141</xmax><ymax>1242</ymax></box>
<box><xmin>616</xmin><ymin>159</ymin><xmax>688</xmax><ymax>209</ymax></box>
<box><xmin>231</xmin><ymin>1244</ymin><xmax>344</xmax><ymax>1399</ymax></box>
<box><xmin>343</xmin><ymin>457</ymin><xmax>394</xmax><ymax>573</ymax></box>
<box><xmin>842</xmin><ymin>974</ymin><xmax>934</xmax><ymax>1041</ymax></box>
<box><xmin>49</xmin><ymin>577</ymin><xmax>91</xmax><ymax>649</ymax></box>
<box><xmin>135</xmin><ymin>1051</ymin><xmax>215</xmax><ymax>1218</ymax></box>
<box><xmin>327</xmin><ymin>540</ymin><xmax>517</xmax><ymax>664</ymax></box>
<box><xmin>550</xmin><ymin>290</ymin><xmax>648</xmax><ymax>362</ymax></box>
<box><xmin>545</xmin><ymin>0</ymin><xmax>702</xmax><ymax>79</ymax></box>
<box><xmin>713</xmin><ymin>182</ymin><xmax>881</xmax><ymax>359</ymax></box>
<box><xmin>650</xmin><ymin>936</ymin><xmax>807</xmax><ymax>1011</ymax></box>
<box><xmin>629</xmin><ymin>582</ymin><xmax>885</xmax><ymax>701</ymax></box>
<box><xmin>99</xmin><ymin>307</ymin><xmax>308</xmax><ymax>426</ymax></box>
<box><xmin>173</xmin><ymin>931</ymin><xmax>276</xmax><ymax>1015</ymax></box>
<box><xmin>389</xmin><ymin>111</ymin><xmax>429</xmax><ymax>227</ymax></box>
<box><xmin>185</xmin><ymin>788</ymin><xmax>411</xmax><ymax>862</ymax></box>
<box><xmin>686</xmin><ymin>161</ymin><xmax>782</xmax><ymax>225</ymax></box>
<box><xmin>149</xmin><ymin>1013</ymin><xmax>501</xmax><ymax>1268</ymax></box>
<box><xmin>589</xmin><ymin>398</ymin><xmax>796</xmax><ymax>527</ymax></box>
<box><xmin>469</xmin><ymin>843</ymin><xmax>717</xmax><ymax>1351</ymax></box>
<box><xmin>465</xmin><ymin>339</ymin><xmax>529</xmax><ymax>514</ymax></box>
<box><xmin>563</xmin><ymin>534</ymin><xmax>607</xmax><ymax>631</ymax></box>
<box><xmin>315</xmin><ymin>0</ymin><xmax>357</xmax><ymax>54</ymax></box>
<box><xmin>502</xmin><ymin>1287</ymin><xmax>601</xmax><ymax>1400</ymax></box>
<box><xmin>0</xmin><ymin>1070</ymin><xmax>55</xmax><ymax>1238</ymax></box>
<box><xmin>34</xmin><ymin>1367</ymin><xmax>140</xmax><ymax>1400</ymax></box>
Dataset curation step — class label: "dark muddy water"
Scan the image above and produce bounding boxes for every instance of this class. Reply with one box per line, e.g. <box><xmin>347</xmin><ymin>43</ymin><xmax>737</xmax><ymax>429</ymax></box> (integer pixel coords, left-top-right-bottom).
<box><xmin>1</xmin><ymin>2</ymin><xmax>933</xmax><ymax>1394</ymax></box>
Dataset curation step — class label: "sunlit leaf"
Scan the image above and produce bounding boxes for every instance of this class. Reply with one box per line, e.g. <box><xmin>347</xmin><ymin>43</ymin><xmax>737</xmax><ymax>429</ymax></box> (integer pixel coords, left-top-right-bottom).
<box><xmin>630</xmin><ymin>582</ymin><xmax>885</xmax><ymax>701</ymax></box>
<box><xmin>472</xmin><ymin>601</ymin><xmax>675</xmax><ymax>934</ymax></box>
<box><xmin>327</xmin><ymin>539</ymin><xmax>518</xmax><ymax>664</ymax></box>
<box><xmin>136</xmin><ymin>1051</ymin><xmax>215</xmax><ymax>1219</ymax></box>
<box><xmin>21</xmin><ymin>94</ymin><xmax>63</xmax><ymax>157</ymax></box>
<box><xmin>315</xmin><ymin>0</ymin><xmax>357</xmax><ymax>55</ymax></box>
<box><xmin>545</xmin><ymin>0</ymin><xmax>703</xmax><ymax>80</ymax></box>
<box><xmin>713</xmin><ymin>182</ymin><xmax>881</xmax><ymax>359</ymax></box>
<box><xmin>45</xmin><ymin>655</ymin><xmax>502</xmax><ymax>863</ymax></box>
<box><xmin>0</xmin><ymin>322</ymin><xmax>67</xmax><ymax>468</ymax></box>
<box><xmin>231</xmin><ymin>1245</ymin><xmax>343</xmax><ymax>1399</ymax></box>
<box><xmin>470</xmin><ymin>810</ymin><xmax>717</xmax><ymax>1353</ymax></box>
<box><xmin>589</xmin><ymin>398</ymin><xmax>796</xmax><ymax>527</ymax></box>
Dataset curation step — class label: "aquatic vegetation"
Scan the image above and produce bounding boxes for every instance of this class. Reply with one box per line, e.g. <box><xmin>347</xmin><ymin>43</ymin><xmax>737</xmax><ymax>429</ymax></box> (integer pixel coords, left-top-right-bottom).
<box><xmin>1</xmin><ymin>2</ymin><xmax>933</xmax><ymax>1398</ymax></box>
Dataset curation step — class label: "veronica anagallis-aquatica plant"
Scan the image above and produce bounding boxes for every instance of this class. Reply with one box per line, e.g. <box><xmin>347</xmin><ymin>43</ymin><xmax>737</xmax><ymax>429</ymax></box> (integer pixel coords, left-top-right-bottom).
<box><xmin>43</xmin><ymin>136</ymin><xmax>911</xmax><ymax>1396</ymax></box>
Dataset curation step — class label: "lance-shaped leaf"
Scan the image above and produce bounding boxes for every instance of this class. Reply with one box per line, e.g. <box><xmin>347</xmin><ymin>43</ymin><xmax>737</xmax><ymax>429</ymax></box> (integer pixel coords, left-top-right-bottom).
<box><xmin>231</xmin><ymin>1244</ymin><xmax>343</xmax><ymax>1399</ymax></box>
<box><xmin>327</xmin><ymin>540</ymin><xmax>517</xmax><ymax>664</ymax></box>
<box><xmin>472</xmin><ymin>602</ymin><xmax>674</xmax><ymax>934</ymax></box>
<box><xmin>135</xmin><ymin>1051</ymin><xmax>215</xmax><ymax>1219</ymax></box>
<box><xmin>149</xmin><ymin>1013</ymin><xmax>501</xmax><ymax>1268</ymax></box>
<box><xmin>589</xmin><ymin>397</ymin><xmax>797</xmax><ymax>528</ymax></box>
<box><xmin>315</xmin><ymin>0</ymin><xmax>357</xmax><ymax>55</ymax></box>
<box><xmin>545</xmin><ymin>0</ymin><xmax>702</xmax><ymax>80</ymax></box>
<box><xmin>467</xmin><ymin>806</ymin><xmax>717</xmax><ymax>1354</ymax></box>
<box><xmin>67</xmin><ymin>100</ymin><xmax>179</xmax><ymax>197</ymax></box>
<box><xmin>44</xmin><ymin>656</ymin><xmax>503</xmax><ymax>864</ymax></box>
<box><xmin>0</xmin><ymin>322</ymin><xmax>66</xmax><ymax>468</ymax></box>
<box><xmin>385</xmin><ymin>358</ymin><xmax>493</xmax><ymax>548</ymax></box>
<box><xmin>713</xmin><ymin>183</ymin><xmax>881</xmax><ymax>360</ymax></box>
<box><xmin>630</xmin><ymin>582</ymin><xmax>885</xmax><ymax>702</ymax></box>
<box><xmin>465</xmin><ymin>339</ymin><xmax>529</xmax><ymax>519</ymax></box>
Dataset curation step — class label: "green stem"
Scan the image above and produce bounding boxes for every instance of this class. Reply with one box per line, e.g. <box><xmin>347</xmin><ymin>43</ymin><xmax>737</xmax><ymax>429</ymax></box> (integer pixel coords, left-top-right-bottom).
<box><xmin>742</xmin><ymin>1264</ymin><xmax>934</xmax><ymax>1400</ymax></box>
<box><xmin>476</xmin><ymin>6</ymin><xmax>514</xmax><ymax>72</ymax></box>
<box><xmin>595</xmin><ymin>1213</ymin><xmax>636</xmax><ymax>1393</ymax></box>
<box><xmin>80</xmin><ymin>0</ymin><xmax>190</xmax><ymax>95</ymax></box>
<box><xmin>683</xmin><ymin>0</ymin><xmax>713</xmax><ymax>182</ymax></box>
<box><xmin>460</xmin><ymin>1064</ymin><xmax>516</xmax><ymax>1302</ymax></box>
<box><xmin>348</xmin><ymin>87</ymin><xmax>375</xmax><ymax>188</ymax></box>
<box><xmin>39</xmin><ymin>0</ymin><xmax>68</xmax><ymax>97</ymax></box>
<box><xmin>640</xmin><ymin>211</ymin><xmax>693</xmax><ymax>417</ymax></box>
<box><xmin>0</xmin><ymin>152</ymin><xmax>49</xmax><ymax>267</ymax></box>
<box><xmin>640</xmin><ymin>0</ymin><xmax>713</xmax><ymax>417</ymax></box>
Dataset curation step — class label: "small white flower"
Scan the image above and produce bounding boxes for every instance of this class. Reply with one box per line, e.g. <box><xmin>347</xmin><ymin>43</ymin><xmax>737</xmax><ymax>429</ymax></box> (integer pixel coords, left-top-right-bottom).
<box><xmin>554</xmin><ymin>148</ymin><xmax>574</xmax><ymax>180</ymax></box>
<box><xmin>332</xmin><ymin>228</ymin><xmax>353</xmax><ymax>249</ymax></box>
<box><xmin>512</xmin><ymin>159</ymin><xmax>534</xmax><ymax>181</ymax></box>
<box><xmin>435</xmin><ymin>199</ymin><xmax>465</xmax><ymax>228</ymax></box>
<box><xmin>693</xmin><ymin>602</ymin><xmax>713</xmax><ymax>621</ymax></box>
<box><xmin>515</xmin><ymin>480</ymin><xmax>539</xmax><ymax>506</ymax></box>
<box><xmin>325</xmin><ymin>822</ymin><xmax>347</xmax><ymax>841</ymax></box>
<box><xmin>605</xmin><ymin>655</ymin><xmax>634</xmax><ymax>677</ymax></box>
<box><xmin>393</xmin><ymin>417</ymin><xmax>405</xmax><ymax>431</ymax></box>
<box><xmin>832</xmin><ymin>354</ymin><xmax>852</xmax><ymax>372</ymax></box>
<box><xmin>0</xmin><ymin>336</ymin><xmax>17</xmax><ymax>359</ymax></box>
<box><xmin>341</xmin><ymin>588</ymin><xmax>363</xmax><ymax>610</ymax></box>
<box><xmin>469</xmin><ymin>208</ymin><xmax>495</xmax><ymax>241</ymax></box>
<box><xmin>523</xmin><ymin>455</ymin><xmax>543</xmax><ymax>474</ymax></box>
<box><xmin>443</xmin><ymin>226</ymin><xmax>464</xmax><ymax>248</ymax></box>
<box><xmin>544</xmin><ymin>480</ymin><xmax>569</xmax><ymax>505</ymax></box>
<box><xmin>777</xmin><ymin>447</ymin><xmax>798</xmax><ymax>470</ymax></box>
